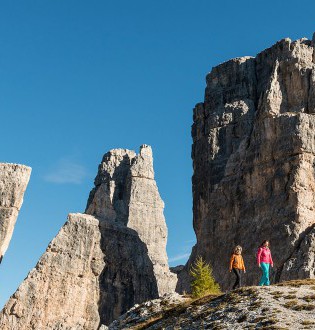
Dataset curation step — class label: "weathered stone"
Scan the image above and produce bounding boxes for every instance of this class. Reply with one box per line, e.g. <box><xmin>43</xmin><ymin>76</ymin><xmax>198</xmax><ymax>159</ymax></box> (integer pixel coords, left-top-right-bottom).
<box><xmin>0</xmin><ymin>145</ymin><xmax>176</xmax><ymax>328</ymax></box>
<box><xmin>0</xmin><ymin>213</ymin><xmax>104</xmax><ymax>330</ymax></box>
<box><xmin>107</xmin><ymin>280</ymin><xmax>315</xmax><ymax>329</ymax></box>
<box><xmin>179</xmin><ymin>34</ymin><xmax>315</xmax><ymax>291</ymax></box>
<box><xmin>86</xmin><ymin>144</ymin><xmax>177</xmax><ymax>299</ymax></box>
<box><xmin>0</xmin><ymin>163</ymin><xmax>31</xmax><ymax>261</ymax></box>
<box><xmin>108</xmin><ymin>292</ymin><xmax>188</xmax><ymax>330</ymax></box>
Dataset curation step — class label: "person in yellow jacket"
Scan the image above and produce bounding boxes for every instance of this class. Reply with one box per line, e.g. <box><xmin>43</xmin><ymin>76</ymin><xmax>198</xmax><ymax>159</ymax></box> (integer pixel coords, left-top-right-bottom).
<box><xmin>229</xmin><ymin>245</ymin><xmax>246</xmax><ymax>289</ymax></box>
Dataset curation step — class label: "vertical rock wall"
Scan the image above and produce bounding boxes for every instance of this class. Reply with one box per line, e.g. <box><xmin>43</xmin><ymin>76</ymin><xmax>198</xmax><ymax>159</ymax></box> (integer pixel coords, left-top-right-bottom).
<box><xmin>187</xmin><ymin>34</ymin><xmax>315</xmax><ymax>290</ymax></box>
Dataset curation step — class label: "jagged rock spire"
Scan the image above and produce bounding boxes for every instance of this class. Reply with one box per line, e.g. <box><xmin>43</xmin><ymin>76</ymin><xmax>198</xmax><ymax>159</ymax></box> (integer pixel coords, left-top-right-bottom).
<box><xmin>0</xmin><ymin>145</ymin><xmax>176</xmax><ymax>329</ymax></box>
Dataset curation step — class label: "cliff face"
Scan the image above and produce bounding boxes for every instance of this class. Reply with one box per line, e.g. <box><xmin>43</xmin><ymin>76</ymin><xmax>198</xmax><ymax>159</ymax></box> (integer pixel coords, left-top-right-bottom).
<box><xmin>86</xmin><ymin>145</ymin><xmax>176</xmax><ymax>298</ymax></box>
<box><xmin>0</xmin><ymin>163</ymin><xmax>31</xmax><ymax>262</ymax></box>
<box><xmin>189</xmin><ymin>34</ymin><xmax>315</xmax><ymax>290</ymax></box>
<box><xmin>0</xmin><ymin>213</ymin><xmax>104</xmax><ymax>330</ymax></box>
<box><xmin>0</xmin><ymin>145</ymin><xmax>176</xmax><ymax>329</ymax></box>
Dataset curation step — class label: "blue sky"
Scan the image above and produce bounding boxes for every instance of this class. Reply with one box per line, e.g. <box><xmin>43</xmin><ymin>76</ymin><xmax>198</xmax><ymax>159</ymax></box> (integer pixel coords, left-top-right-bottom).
<box><xmin>0</xmin><ymin>0</ymin><xmax>314</xmax><ymax>308</ymax></box>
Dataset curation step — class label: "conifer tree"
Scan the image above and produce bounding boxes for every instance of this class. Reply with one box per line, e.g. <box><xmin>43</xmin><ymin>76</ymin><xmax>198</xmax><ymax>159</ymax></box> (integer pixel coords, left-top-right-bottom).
<box><xmin>190</xmin><ymin>256</ymin><xmax>221</xmax><ymax>298</ymax></box>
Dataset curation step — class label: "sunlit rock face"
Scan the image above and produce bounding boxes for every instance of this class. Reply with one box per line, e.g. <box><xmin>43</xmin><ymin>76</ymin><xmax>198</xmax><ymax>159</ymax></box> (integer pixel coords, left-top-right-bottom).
<box><xmin>0</xmin><ymin>146</ymin><xmax>176</xmax><ymax>329</ymax></box>
<box><xmin>0</xmin><ymin>163</ymin><xmax>31</xmax><ymax>262</ymax></box>
<box><xmin>86</xmin><ymin>145</ymin><xmax>177</xmax><ymax>299</ymax></box>
<box><xmin>179</xmin><ymin>34</ymin><xmax>315</xmax><ymax>291</ymax></box>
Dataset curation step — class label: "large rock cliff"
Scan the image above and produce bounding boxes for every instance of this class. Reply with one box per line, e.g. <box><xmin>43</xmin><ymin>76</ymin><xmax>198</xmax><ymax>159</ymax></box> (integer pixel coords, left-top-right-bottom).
<box><xmin>86</xmin><ymin>145</ymin><xmax>176</xmax><ymax>297</ymax></box>
<box><xmin>0</xmin><ymin>145</ymin><xmax>176</xmax><ymax>329</ymax></box>
<box><xmin>0</xmin><ymin>163</ymin><xmax>31</xmax><ymax>262</ymax></box>
<box><xmin>185</xmin><ymin>33</ymin><xmax>315</xmax><ymax>290</ymax></box>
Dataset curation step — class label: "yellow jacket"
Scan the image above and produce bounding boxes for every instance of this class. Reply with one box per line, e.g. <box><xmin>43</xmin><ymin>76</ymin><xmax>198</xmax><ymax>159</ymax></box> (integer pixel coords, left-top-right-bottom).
<box><xmin>229</xmin><ymin>254</ymin><xmax>245</xmax><ymax>271</ymax></box>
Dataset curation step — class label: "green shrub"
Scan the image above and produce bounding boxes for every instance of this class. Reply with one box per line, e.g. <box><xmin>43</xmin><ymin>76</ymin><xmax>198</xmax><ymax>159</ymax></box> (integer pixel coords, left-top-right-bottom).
<box><xmin>190</xmin><ymin>256</ymin><xmax>221</xmax><ymax>298</ymax></box>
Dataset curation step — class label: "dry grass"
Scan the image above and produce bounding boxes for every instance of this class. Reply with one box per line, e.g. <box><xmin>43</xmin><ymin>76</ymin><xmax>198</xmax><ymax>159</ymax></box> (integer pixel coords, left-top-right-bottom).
<box><xmin>126</xmin><ymin>280</ymin><xmax>315</xmax><ymax>329</ymax></box>
<box><xmin>283</xmin><ymin>300</ymin><xmax>298</xmax><ymax>309</ymax></box>
<box><xmin>301</xmin><ymin>320</ymin><xmax>315</xmax><ymax>325</ymax></box>
<box><xmin>292</xmin><ymin>304</ymin><xmax>315</xmax><ymax>311</ymax></box>
<box><xmin>282</xmin><ymin>294</ymin><xmax>296</xmax><ymax>300</ymax></box>
<box><xmin>282</xmin><ymin>299</ymin><xmax>315</xmax><ymax>311</ymax></box>
<box><xmin>275</xmin><ymin>279</ymin><xmax>315</xmax><ymax>287</ymax></box>
<box><xmin>302</xmin><ymin>294</ymin><xmax>315</xmax><ymax>302</ymax></box>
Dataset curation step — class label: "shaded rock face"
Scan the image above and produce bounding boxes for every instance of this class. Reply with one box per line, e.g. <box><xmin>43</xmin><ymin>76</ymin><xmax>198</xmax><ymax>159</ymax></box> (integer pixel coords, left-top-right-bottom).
<box><xmin>0</xmin><ymin>145</ymin><xmax>175</xmax><ymax>328</ymax></box>
<box><xmin>98</xmin><ymin>220</ymin><xmax>159</xmax><ymax>325</ymax></box>
<box><xmin>186</xmin><ymin>34</ymin><xmax>315</xmax><ymax>290</ymax></box>
<box><xmin>0</xmin><ymin>163</ymin><xmax>31</xmax><ymax>261</ymax></box>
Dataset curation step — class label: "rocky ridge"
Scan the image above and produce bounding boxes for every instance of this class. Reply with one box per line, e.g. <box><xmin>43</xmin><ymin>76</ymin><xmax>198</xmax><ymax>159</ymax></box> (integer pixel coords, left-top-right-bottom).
<box><xmin>0</xmin><ymin>145</ymin><xmax>176</xmax><ymax>329</ymax></box>
<box><xmin>107</xmin><ymin>279</ymin><xmax>315</xmax><ymax>329</ymax></box>
<box><xmin>0</xmin><ymin>163</ymin><xmax>31</xmax><ymax>262</ymax></box>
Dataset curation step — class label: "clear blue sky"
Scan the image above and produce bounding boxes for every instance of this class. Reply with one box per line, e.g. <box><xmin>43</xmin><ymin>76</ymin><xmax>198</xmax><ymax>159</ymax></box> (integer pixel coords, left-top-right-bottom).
<box><xmin>0</xmin><ymin>0</ymin><xmax>314</xmax><ymax>308</ymax></box>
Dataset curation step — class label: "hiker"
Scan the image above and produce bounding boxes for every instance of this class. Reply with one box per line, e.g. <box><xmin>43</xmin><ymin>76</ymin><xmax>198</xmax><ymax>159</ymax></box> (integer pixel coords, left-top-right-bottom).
<box><xmin>257</xmin><ymin>240</ymin><xmax>273</xmax><ymax>286</ymax></box>
<box><xmin>229</xmin><ymin>245</ymin><xmax>246</xmax><ymax>289</ymax></box>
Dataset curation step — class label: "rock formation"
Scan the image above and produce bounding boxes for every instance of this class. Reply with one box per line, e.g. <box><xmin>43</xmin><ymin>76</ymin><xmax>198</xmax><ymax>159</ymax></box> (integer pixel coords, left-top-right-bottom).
<box><xmin>180</xmin><ymin>33</ymin><xmax>315</xmax><ymax>291</ymax></box>
<box><xmin>86</xmin><ymin>145</ymin><xmax>177</xmax><ymax>298</ymax></box>
<box><xmin>0</xmin><ymin>213</ymin><xmax>104</xmax><ymax>329</ymax></box>
<box><xmin>0</xmin><ymin>163</ymin><xmax>31</xmax><ymax>262</ymax></box>
<box><xmin>0</xmin><ymin>145</ymin><xmax>176</xmax><ymax>329</ymax></box>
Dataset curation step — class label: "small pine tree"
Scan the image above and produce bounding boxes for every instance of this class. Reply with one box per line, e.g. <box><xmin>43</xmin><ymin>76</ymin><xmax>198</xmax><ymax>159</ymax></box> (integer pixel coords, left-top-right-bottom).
<box><xmin>190</xmin><ymin>256</ymin><xmax>221</xmax><ymax>298</ymax></box>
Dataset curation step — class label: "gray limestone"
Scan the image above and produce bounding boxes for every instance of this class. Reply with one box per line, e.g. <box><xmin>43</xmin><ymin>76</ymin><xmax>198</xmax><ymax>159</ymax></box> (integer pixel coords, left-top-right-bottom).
<box><xmin>0</xmin><ymin>163</ymin><xmax>31</xmax><ymax>261</ymax></box>
<box><xmin>0</xmin><ymin>145</ymin><xmax>176</xmax><ymax>328</ymax></box>
<box><xmin>179</xmin><ymin>34</ymin><xmax>315</xmax><ymax>291</ymax></box>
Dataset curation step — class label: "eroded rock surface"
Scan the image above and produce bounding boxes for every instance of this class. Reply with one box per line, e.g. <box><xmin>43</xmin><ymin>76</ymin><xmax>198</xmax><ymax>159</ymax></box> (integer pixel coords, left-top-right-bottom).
<box><xmin>0</xmin><ymin>145</ymin><xmax>176</xmax><ymax>328</ymax></box>
<box><xmin>108</xmin><ymin>280</ymin><xmax>315</xmax><ymax>329</ymax></box>
<box><xmin>0</xmin><ymin>163</ymin><xmax>31</xmax><ymax>261</ymax></box>
<box><xmin>180</xmin><ymin>34</ymin><xmax>315</xmax><ymax>291</ymax></box>
<box><xmin>0</xmin><ymin>213</ymin><xmax>104</xmax><ymax>330</ymax></box>
<box><xmin>86</xmin><ymin>144</ymin><xmax>177</xmax><ymax>299</ymax></box>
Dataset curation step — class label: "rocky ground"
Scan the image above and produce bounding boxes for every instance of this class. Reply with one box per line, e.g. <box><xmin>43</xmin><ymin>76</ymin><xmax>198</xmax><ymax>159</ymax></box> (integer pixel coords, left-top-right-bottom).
<box><xmin>107</xmin><ymin>279</ymin><xmax>315</xmax><ymax>329</ymax></box>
